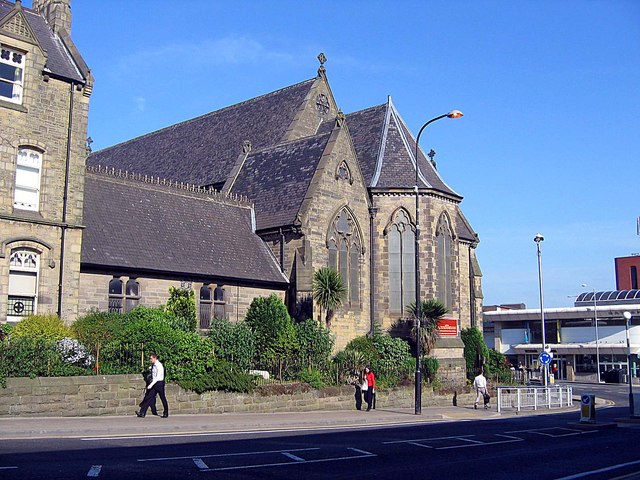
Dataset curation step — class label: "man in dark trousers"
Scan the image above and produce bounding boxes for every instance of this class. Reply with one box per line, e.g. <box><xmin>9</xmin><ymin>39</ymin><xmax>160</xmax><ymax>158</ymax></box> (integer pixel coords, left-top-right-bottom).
<box><xmin>137</xmin><ymin>353</ymin><xmax>169</xmax><ymax>418</ymax></box>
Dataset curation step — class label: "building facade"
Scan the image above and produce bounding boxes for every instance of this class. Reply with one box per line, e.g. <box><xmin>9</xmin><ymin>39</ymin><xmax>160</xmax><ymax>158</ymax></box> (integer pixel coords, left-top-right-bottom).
<box><xmin>484</xmin><ymin>290</ymin><xmax>640</xmax><ymax>383</ymax></box>
<box><xmin>1</xmin><ymin>1</ymin><xmax>483</xmax><ymax>379</ymax></box>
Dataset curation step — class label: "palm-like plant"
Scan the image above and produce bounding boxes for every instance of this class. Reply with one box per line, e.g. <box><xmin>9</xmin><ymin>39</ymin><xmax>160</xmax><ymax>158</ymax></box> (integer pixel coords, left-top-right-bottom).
<box><xmin>312</xmin><ymin>267</ymin><xmax>346</xmax><ymax>327</ymax></box>
<box><xmin>406</xmin><ymin>299</ymin><xmax>448</xmax><ymax>356</ymax></box>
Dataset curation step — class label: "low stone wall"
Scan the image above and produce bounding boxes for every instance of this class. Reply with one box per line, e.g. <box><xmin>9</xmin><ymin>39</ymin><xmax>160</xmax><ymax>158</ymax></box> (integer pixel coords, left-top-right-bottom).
<box><xmin>0</xmin><ymin>375</ymin><xmax>475</xmax><ymax>417</ymax></box>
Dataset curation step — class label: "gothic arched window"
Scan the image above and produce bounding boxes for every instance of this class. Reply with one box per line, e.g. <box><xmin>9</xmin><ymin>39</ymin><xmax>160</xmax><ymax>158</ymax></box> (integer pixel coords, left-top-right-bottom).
<box><xmin>125</xmin><ymin>278</ymin><xmax>140</xmax><ymax>312</ymax></box>
<box><xmin>108</xmin><ymin>278</ymin><xmax>124</xmax><ymax>313</ymax></box>
<box><xmin>327</xmin><ymin>208</ymin><xmax>362</xmax><ymax>306</ymax></box>
<box><xmin>436</xmin><ymin>214</ymin><xmax>453</xmax><ymax>309</ymax></box>
<box><xmin>386</xmin><ymin>209</ymin><xmax>415</xmax><ymax>313</ymax></box>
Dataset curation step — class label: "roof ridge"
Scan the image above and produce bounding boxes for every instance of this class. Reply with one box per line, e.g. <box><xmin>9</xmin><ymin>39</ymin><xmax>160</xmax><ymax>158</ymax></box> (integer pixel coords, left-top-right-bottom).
<box><xmin>86</xmin><ymin>165</ymin><xmax>252</xmax><ymax>207</ymax></box>
<box><xmin>90</xmin><ymin>78</ymin><xmax>317</xmax><ymax>156</ymax></box>
<box><xmin>346</xmin><ymin>102</ymin><xmax>387</xmax><ymax>117</ymax></box>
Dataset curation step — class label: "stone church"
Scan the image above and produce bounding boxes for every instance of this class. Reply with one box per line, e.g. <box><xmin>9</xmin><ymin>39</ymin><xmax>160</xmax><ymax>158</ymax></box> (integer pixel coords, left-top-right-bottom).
<box><xmin>0</xmin><ymin>0</ymin><xmax>482</xmax><ymax>375</ymax></box>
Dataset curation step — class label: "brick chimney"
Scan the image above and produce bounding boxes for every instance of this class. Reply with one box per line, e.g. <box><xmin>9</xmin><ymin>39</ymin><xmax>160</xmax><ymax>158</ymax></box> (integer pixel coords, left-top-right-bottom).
<box><xmin>31</xmin><ymin>0</ymin><xmax>72</xmax><ymax>35</ymax></box>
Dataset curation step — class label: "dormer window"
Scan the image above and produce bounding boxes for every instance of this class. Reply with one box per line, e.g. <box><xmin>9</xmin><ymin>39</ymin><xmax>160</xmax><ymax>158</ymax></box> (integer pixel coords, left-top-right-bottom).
<box><xmin>0</xmin><ymin>47</ymin><xmax>24</xmax><ymax>104</ymax></box>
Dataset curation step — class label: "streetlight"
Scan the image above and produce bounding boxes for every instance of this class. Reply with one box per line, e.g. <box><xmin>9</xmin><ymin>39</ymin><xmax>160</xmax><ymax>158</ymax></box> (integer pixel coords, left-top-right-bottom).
<box><xmin>582</xmin><ymin>284</ymin><xmax>601</xmax><ymax>383</ymax></box>
<box><xmin>534</xmin><ymin>233</ymin><xmax>548</xmax><ymax>387</ymax></box>
<box><xmin>623</xmin><ymin>311</ymin><xmax>635</xmax><ymax>417</ymax></box>
<box><xmin>413</xmin><ymin>109</ymin><xmax>463</xmax><ymax>415</ymax></box>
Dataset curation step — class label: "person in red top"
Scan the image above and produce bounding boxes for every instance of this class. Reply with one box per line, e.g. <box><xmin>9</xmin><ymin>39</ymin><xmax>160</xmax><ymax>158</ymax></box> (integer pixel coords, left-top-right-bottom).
<box><xmin>364</xmin><ymin>367</ymin><xmax>376</xmax><ymax>411</ymax></box>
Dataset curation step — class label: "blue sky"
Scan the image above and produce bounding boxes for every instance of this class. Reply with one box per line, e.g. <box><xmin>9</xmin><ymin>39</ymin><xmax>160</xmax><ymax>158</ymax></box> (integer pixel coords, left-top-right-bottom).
<box><xmin>35</xmin><ymin>1</ymin><xmax>640</xmax><ymax>308</ymax></box>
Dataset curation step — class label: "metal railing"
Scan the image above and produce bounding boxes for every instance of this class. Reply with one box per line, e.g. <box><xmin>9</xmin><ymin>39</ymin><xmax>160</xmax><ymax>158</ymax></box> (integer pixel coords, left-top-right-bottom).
<box><xmin>496</xmin><ymin>385</ymin><xmax>573</xmax><ymax>413</ymax></box>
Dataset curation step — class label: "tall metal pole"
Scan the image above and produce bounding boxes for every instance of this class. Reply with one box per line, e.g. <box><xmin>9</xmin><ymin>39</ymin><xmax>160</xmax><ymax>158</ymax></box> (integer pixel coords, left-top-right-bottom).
<box><xmin>624</xmin><ymin>311</ymin><xmax>634</xmax><ymax>417</ymax></box>
<box><xmin>593</xmin><ymin>289</ymin><xmax>601</xmax><ymax>384</ymax></box>
<box><xmin>413</xmin><ymin>110</ymin><xmax>463</xmax><ymax>415</ymax></box>
<box><xmin>534</xmin><ymin>234</ymin><xmax>548</xmax><ymax>387</ymax></box>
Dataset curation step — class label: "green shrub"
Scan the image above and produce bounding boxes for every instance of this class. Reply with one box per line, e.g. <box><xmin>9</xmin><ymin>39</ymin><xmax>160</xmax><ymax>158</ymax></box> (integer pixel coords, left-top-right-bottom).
<box><xmin>295</xmin><ymin>319</ymin><xmax>334</xmax><ymax>370</ymax></box>
<box><xmin>10</xmin><ymin>314</ymin><xmax>72</xmax><ymax>341</ymax></box>
<box><xmin>72</xmin><ymin>310</ymin><xmax>126</xmax><ymax>354</ymax></box>
<box><xmin>422</xmin><ymin>356</ymin><xmax>440</xmax><ymax>382</ymax></box>
<box><xmin>298</xmin><ymin>368</ymin><xmax>326</xmax><ymax>389</ymax></box>
<box><xmin>165</xmin><ymin>287</ymin><xmax>197</xmax><ymax>331</ymax></box>
<box><xmin>344</xmin><ymin>335</ymin><xmax>377</xmax><ymax>363</ymax></box>
<box><xmin>371</xmin><ymin>334</ymin><xmax>411</xmax><ymax>374</ymax></box>
<box><xmin>177</xmin><ymin>359</ymin><xmax>255</xmax><ymax>394</ymax></box>
<box><xmin>0</xmin><ymin>337</ymin><xmax>88</xmax><ymax>381</ymax></box>
<box><xmin>245</xmin><ymin>294</ymin><xmax>298</xmax><ymax>378</ymax></box>
<box><xmin>208</xmin><ymin>318</ymin><xmax>256</xmax><ymax>371</ymax></box>
<box><xmin>461</xmin><ymin>327</ymin><xmax>490</xmax><ymax>380</ymax></box>
<box><xmin>126</xmin><ymin>305</ymin><xmax>191</xmax><ymax>333</ymax></box>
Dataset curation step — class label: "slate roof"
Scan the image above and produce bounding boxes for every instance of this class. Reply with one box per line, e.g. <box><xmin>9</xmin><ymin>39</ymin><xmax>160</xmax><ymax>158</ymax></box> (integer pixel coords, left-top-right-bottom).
<box><xmin>88</xmin><ymin>79</ymin><xmax>317</xmax><ymax>187</ymax></box>
<box><xmin>81</xmin><ymin>169</ymin><xmax>288</xmax><ymax>286</ymax></box>
<box><xmin>0</xmin><ymin>1</ymin><xmax>85</xmax><ymax>83</ymax></box>
<box><xmin>231</xmin><ymin>132</ymin><xmax>331</xmax><ymax>231</ymax></box>
<box><xmin>347</xmin><ymin>100</ymin><xmax>460</xmax><ymax>198</ymax></box>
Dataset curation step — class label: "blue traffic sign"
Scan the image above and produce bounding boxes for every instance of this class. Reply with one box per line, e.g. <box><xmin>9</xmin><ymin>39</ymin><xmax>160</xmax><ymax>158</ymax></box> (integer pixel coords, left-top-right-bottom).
<box><xmin>539</xmin><ymin>352</ymin><xmax>552</xmax><ymax>365</ymax></box>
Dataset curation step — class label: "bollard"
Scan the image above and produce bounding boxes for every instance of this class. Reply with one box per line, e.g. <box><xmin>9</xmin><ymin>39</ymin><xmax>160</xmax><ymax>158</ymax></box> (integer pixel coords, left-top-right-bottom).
<box><xmin>580</xmin><ymin>394</ymin><xmax>596</xmax><ymax>423</ymax></box>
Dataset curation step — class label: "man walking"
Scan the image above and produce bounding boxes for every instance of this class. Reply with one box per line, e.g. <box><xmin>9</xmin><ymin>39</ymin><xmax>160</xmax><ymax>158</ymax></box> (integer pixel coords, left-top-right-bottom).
<box><xmin>137</xmin><ymin>353</ymin><xmax>169</xmax><ymax>418</ymax></box>
<box><xmin>473</xmin><ymin>369</ymin><xmax>488</xmax><ymax>410</ymax></box>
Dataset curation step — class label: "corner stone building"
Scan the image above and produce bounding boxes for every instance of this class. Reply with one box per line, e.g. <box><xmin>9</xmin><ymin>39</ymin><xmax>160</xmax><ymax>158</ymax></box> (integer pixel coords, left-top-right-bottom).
<box><xmin>1</xmin><ymin>1</ymin><xmax>483</xmax><ymax>382</ymax></box>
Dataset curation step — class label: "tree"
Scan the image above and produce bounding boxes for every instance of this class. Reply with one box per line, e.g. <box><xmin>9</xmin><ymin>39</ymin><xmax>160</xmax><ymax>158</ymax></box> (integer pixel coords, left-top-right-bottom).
<box><xmin>406</xmin><ymin>299</ymin><xmax>448</xmax><ymax>356</ymax></box>
<box><xmin>461</xmin><ymin>327</ymin><xmax>490</xmax><ymax>380</ymax></box>
<box><xmin>245</xmin><ymin>294</ymin><xmax>298</xmax><ymax>378</ymax></box>
<box><xmin>165</xmin><ymin>287</ymin><xmax>197</xmax><ymax>331</ymax></box>
<box><xmin>312</xmin><ymin>267</ymin><xmax>346</xmax><ymax>327</ymax></box>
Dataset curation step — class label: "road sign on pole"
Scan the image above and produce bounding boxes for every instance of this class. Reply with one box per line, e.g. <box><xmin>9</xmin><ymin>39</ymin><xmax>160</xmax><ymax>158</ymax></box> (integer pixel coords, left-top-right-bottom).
<box><xmin>539</xmin><ymin>352</ymin><xmax>552</xmax><ymax>365</ymax></box>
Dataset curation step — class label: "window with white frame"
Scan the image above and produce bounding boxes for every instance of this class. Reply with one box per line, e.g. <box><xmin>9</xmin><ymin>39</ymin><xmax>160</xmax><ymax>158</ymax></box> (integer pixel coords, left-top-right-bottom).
<box><xmin>8</xmin><ymin>249</ymin><xmax>39</xmax><ymax>320</ymax></box>
<box><xmin>14</xmin><ymin>148</ymin><xmax>42</xmax><ymax>211</ymax></box>
<box><xmin>0</xmin><ymin>47</ymin><xmax>25</xmax><ymax>104</ymax></box>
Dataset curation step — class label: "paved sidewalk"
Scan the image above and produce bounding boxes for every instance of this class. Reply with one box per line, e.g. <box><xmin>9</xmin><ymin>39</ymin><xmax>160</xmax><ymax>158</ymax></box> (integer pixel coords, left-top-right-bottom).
<box><xmin>0</xmin><ymin>406</ymin><xmax>510</xmax><ymax>440</ymax></box>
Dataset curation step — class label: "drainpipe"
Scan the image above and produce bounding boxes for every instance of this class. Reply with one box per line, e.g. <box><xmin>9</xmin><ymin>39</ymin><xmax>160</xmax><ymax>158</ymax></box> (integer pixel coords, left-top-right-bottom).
<box><xmin>279</xmin><ymin>228</ymin><xmax>285</xmax><ymax>273</ymax></box>
<box><xmin>57</xmin><ymin>81</ymin><xmax>74</xmax><ymax>318</ymax></box>
<box><xmin>369</xmin><ymin>207</ymin><xmax>378</xmax><ymax>335</ymax></box>
<box><xmin>469</xmin><ymin>244</ymin><xmax>476</xmax><ymax>328</ymax></box>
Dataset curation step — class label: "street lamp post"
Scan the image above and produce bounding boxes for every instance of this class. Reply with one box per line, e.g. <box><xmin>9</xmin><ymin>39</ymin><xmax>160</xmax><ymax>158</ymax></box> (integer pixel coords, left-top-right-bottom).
<box><xmin>623</xmin><ymin>311</ymin><xmax>634</xmax><ymax>417</ymax></box>
<box><xmin>534</xmin><ymin>234</ymin><xmax>548</xmax><ymax>387</ymax></box>
<box><xmin>413</xmin><ymin>109</ymin><xmax>463</xmax><ymax>415</ymax></box>
<box><xmin>582</xmin><ymin>284</ymin><xmax>601</xmax><ymax>383</ymax></box>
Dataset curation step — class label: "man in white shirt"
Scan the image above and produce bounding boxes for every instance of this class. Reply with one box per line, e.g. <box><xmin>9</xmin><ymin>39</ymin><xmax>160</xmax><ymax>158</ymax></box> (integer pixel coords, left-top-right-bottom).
<box><xmin>473</xmin><ymin>370</ymin><xmax>488</xmax><ymax>410</ymax></box>
<box><xmin>137</xmin><ymin>353</ymin><xmax>169</xmax><ymax>418</ymax></box>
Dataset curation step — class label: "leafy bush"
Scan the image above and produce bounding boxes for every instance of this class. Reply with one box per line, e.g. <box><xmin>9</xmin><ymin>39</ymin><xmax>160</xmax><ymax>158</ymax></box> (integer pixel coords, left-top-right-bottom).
<box><xmin>461</xmin><ymin>327</ymin><xmax>490</xmax><ymax>380</ymax></box>
<box><xmin>422</xmin><ymin>357</ymin><xmax>440</xmax><ymax>382</ymax></box>
<box><xmin>0</xmin><ymin>337</ymin><xmax>88</xmax><ymax>381</ymax></box>
<box><xmin>72</xmin><ymin>310</ymin><xmax>127</xmax><ymax>354</ymax></box>
<box><xmin>245</xmin><ymin>294</ymin><xmax>298</xmax><ymax>378</ymax></box>
<box><xmin>295</xmin><ymin>319</ymin><xmax>334</xmax><ymax>371</ymax></box>
<box><xmin>208</xmin><ymin>318</ymin><xmax>256</xmax><ymax>372</ymax></box>
<box><xmin>165</xmin><ymin>287</ymin><xmax>197</xmax><ymax>331</ymax></box>
<box><xmin>126</xmin><ymin>305</ymin><xmax>191</xmax><ymax>333</ymax></box>
<box><xmin>11</xmin><ymin>314</ymin><xmax>72</xmax><ymax>341</ymax></box>
<box><xmin>176</xmin><ymin>359</ymin><xmax>255</xmax><ymax>394</ymax></box>
<box><xmin>298</xmin><ymin>368</ymin><xmax>326</xmax><ymax>389</ymax></box>
<box><xmin>371</xmin><ymin>334</ymin><xmax>411</xmax><ymax>374</ymax></box>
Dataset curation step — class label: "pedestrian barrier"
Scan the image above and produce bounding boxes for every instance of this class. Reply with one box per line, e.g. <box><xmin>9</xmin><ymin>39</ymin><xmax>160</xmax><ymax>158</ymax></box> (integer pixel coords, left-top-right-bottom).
<box><xmin>496</xmin><ymin>385</ymin><xmax>573</xmax><ymax>413</ymax></box>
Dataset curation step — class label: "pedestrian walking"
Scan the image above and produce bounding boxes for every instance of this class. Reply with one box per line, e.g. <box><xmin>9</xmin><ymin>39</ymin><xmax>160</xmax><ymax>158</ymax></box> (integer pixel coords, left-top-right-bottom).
<box><xmin>473</xmin><ymin>369</ymin><xmax>489</xmax><ymax>410</ymax></box>
<box><xmin>138</xmin><ymin>366</ymin><xmax>158</xmax><ymax>416</ymax></box>
<box><xmin>364</xmin><ymin>367</ymin><xmax>376</xmax><ymax>411</ymax></box>
<box><xmin>137</xmin><ymin>353</ymin><xmax>169</xmax><ymax>418</ymax></box>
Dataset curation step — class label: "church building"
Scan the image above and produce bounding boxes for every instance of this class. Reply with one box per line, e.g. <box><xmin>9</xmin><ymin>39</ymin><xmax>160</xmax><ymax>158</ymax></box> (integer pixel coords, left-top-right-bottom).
<box><xmin>0</xmin><ymin>0</ymin><xmax>482</xmax><ymax>379</ymax></box>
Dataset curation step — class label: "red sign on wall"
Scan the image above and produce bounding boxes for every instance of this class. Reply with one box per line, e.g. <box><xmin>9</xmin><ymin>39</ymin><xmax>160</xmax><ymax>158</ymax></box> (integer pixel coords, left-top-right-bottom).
<box><xmin>437</xmin><ymin>318</ymin><xmax>458</xmax><ymax>337</ymax></box>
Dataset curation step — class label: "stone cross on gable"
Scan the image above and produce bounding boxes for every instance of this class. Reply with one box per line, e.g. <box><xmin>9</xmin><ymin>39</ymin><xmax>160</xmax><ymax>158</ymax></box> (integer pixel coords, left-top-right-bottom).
<box><xmin>428</xmin><ymin>149</ymin><xmax>437</xmax><ymax>169</ymax></box>
<box><xmin>317</xmin><ymin>52</ymin><xmax>327</xmax><ymax>76</ymax></box>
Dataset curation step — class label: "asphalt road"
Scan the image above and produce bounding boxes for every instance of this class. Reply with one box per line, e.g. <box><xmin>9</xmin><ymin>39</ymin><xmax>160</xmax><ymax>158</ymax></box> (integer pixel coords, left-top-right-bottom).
<box><xmin>1</xmin><ymin>383</ymin><xmax>639</xmax><ymax>480</ymax></box>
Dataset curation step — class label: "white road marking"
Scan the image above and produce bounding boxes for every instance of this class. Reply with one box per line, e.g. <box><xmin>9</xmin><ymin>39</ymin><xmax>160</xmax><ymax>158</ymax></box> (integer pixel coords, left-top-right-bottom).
<box><xmin>0</xmin><ymin>466</ymin><xmax>18</xmax><ymax>470</ymax></box>
<box><xmin>281</xmin><ymin>452</ymin><xmax>306</xmax><ymax>462</ymax></box>
<box><xmin>554</xmin><ymin>458</ymin><xmax>640</xmax><ymax>480</ymax></box>
<box><xmin>87</xmin><ymin>465</ymin><xmax>102</xmax><ymax>477</ymax></box>
<box><xmin>201</xmin><ymin>451</ymin><xmax>377</xmax><ymax>472</ymax></box>
<box><xmin>138</xmin><ymin>447</ymin><xmax>319</xmax><ymax>462</ymax></box>
<box><xmin>384</xmin><ymin>434</ymin><xmax>475</xmax><ymax>444</ymax></box>
<box><xmin>192</xmin><ymin>458</ymin><xmax>209</xmax><ymax>470</ymax></box>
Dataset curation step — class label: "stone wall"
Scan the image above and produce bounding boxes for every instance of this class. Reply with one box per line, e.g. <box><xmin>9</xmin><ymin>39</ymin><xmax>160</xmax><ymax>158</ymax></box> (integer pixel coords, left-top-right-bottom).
<box><xmin>0</xmin><ymin>375</ymin><xmax>474</xmax><ymax>417</ymax></box>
